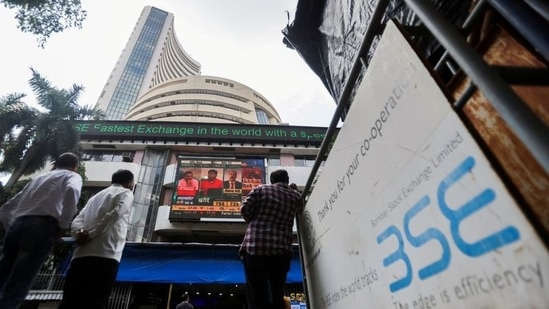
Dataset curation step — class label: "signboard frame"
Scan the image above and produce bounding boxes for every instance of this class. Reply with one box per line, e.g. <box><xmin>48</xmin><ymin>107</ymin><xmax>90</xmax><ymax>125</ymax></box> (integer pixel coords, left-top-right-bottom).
<box><xmin>75</xmin><ymin>120</ymin><xmax>328</xmax><ymax>146</ymax></box>
<box><xmin>299</xmin><ymin>21</ymin><xmax>549</xmax><ymax>309</ymax></box>
<box><xmin>169</xmin><ymin>156</ymin><xmax>266</xmax><ymax>222</ymax></box>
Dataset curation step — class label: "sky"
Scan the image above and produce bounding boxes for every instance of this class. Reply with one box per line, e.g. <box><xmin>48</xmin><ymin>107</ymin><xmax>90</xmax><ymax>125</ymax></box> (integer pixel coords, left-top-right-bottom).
<box><xmin>0</xmin><ymin>0</ymin><xmax>336</xmax><ymax>127</ymax></box>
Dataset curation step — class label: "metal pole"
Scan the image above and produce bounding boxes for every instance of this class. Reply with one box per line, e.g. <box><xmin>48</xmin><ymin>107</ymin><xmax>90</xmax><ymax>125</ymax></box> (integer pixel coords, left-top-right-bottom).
<box><xmin>523</xmin><ymin>0</ymin><xmax>549</xmax><ymax>21</ymax></box>
<box><xmin>302</xmin><ymin>0</ymin><xmax>392</xmax><ymax>200</ymax></box>
<box><xmin>454</xmin><ymin>83</ymin><xmax>478</xmax><ymax>110</ymax></box>
<box><xmin>405</xmin><ymin>0</ymin><xmax>549</xmax><ymax>173</ymax></box>
<box><xmin>487</xmin><ymin>0</ymin><xmax>549</xmax><ymax>62</ymax></box>
<box><xmin>434</xmin><ymin>0</ymin><xmax>489</xmax><ymax>72</ymax></box>
<box><xmin>298</xmin><ymin>2</ymin><xmax>392</xmax><ymax>309</ymax></box>
<box><xmin>493</xmin><ymin>66</ymin><xmax>549</xmax><ymax>85</ymax></box>
<box><xmin>166</xmin><ymin>283</ymin><xmax>173</xmax><ymax>309</ymax></box>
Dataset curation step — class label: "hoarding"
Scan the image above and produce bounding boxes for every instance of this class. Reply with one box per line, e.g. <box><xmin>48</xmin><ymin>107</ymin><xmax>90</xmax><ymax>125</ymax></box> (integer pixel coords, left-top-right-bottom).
<box><xmin>169</xmin><ymin>157</ymin><xmax>265</xmax><ymax>221</ymax></box>
<box><xmin>75</xmin><ymin>120</ymin><xmax>328</xmax><ymax>146</ymax></box>
<box><xmin>300</xmin><ymin>21</ymin><xmax>549</xmax><ymax>308</ymax></box>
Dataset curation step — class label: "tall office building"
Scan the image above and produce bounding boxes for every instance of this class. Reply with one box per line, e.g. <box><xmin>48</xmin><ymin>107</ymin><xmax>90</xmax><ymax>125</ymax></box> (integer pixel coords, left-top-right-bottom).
<box><xmin>96</xmin><ymin>6</ymin><xmax>282</xmax><ymax>125</ymax></box>
<box><xmin>96</xmin><ymin>6</ymin><xmax>201</xmax><ymax>120</ymax></box>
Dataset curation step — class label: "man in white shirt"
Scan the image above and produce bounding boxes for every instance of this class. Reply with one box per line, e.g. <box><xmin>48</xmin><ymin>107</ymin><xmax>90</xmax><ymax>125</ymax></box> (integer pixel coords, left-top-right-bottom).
<box><xmin>0</xmin><ymin>153</ymin><xmax>82</xmax><ymax>309</ymax></box>
<box><xmin>59</xmin><ymin>169</ymin><xmax>134</xmax><ymax>309</ymax></box>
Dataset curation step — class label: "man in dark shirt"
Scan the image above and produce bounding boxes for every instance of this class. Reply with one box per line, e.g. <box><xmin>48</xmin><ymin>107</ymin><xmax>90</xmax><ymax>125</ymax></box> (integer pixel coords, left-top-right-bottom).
<box><xmin>239</xmin><ymin>169</ymin><xmax>303</xmax><ymax>309</ymax></box>
<box><xmin>223</xmin><ymin>169</ymin><xmax>242</xmax><ymax>189</ymax></box>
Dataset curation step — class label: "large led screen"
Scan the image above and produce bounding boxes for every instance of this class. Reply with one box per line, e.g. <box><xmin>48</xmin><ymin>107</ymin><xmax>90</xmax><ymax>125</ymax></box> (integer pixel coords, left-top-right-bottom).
<box><xmin>169</xmin><ymin>157</ymin><xmax>265</xmax><ymax>221</ymax></box>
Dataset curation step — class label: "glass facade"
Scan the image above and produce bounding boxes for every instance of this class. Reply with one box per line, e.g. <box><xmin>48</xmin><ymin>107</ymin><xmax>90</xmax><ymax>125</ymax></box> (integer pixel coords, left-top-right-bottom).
<box><xmin>105</xmin><ymin>8</ymin><xmax>168</xmax><ymax>120</ymax></box>
<box><xmin>127</xmin><ymin>148</ymin><xmax>168</xmax><ymax>242</ymax></box>
<box><xmin>81</xmin><ymin>150</ymin><xmax>135</xmax><ymax>162</ymax></box>
<box><xmin>294</xmin><ymin>156</ymin><xmax>324</xmax><ymax>167</ymax></box>
<box><xmin>268</xmin><ymin>157</ymin><xmax>281</xmax><ymax>166</ymax></box>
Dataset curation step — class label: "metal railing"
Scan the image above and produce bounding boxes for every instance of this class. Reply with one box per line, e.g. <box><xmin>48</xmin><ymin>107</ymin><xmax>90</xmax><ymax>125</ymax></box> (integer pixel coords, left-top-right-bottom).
<box><xmin>301</xmin><ymin>0</ymin><xmax>549</xmax><ymax>203</ymax></box>
<box><xmin>297</xmin><ymin>1</ymin><xmax>549</xmax><ymax>308</ymax></box>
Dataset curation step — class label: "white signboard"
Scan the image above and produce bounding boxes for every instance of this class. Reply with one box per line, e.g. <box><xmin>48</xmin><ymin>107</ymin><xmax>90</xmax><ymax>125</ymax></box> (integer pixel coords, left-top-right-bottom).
<box><xmin>300</xmin><ymin>21</ymin><xmax>549</xmax><ymax>309</ymax></box>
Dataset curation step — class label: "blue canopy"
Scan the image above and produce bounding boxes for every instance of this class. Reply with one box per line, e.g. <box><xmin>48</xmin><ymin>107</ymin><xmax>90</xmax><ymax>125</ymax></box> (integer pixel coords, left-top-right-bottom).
<box><xmin>114</xmin><ymin>243</ymin><xmax>304</xmax><ymax>284</ymax></box>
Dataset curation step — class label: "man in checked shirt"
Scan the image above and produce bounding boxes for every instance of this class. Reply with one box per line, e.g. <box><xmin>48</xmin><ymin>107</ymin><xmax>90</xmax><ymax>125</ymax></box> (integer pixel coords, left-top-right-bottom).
<box><xmin>239</xmin><ymin>169</ymin><xmax>303</xmax><ymax>309</ymax></box>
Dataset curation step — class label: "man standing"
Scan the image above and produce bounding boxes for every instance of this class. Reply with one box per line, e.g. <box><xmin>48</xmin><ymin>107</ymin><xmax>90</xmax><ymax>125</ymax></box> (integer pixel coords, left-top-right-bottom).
<box><xmin>239</xmin><ymin>169</ymin><xmax>303</xmax><ymax>309</ymax></box>
<box><xmin>0</xmin><ymin>152</ymin><xmax>82</xmax><ymax>309</ymax></box>
<box><xmin>59</xmin><ymin>169</ymin><xmax>134</xmax><ymax>309</ymax></box>
<box><xmin>223</xmin><ymin>169</ymin><xmax>242</xmax><ymax>189</ymax></box>
<box><xmin>175</xmin><ymin>293</ymin><xmax>194</xmax><ymax>309</ymax></box>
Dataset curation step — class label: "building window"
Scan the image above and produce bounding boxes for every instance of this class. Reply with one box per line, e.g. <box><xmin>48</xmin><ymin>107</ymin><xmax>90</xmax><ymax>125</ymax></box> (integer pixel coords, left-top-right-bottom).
<box><xmin>255</xmin><ymin>108</ymin><xmax>269</xmax><ymax>124</ymax></box>
<box><xmin>82</xmin><ymin>151</ymin><xmax>135</xmax><ymax>163</ymax></box>
<box><xmin>294</xmin><ymin>156</ymin><xmax>323</xmax><ymax>167</ymax></box>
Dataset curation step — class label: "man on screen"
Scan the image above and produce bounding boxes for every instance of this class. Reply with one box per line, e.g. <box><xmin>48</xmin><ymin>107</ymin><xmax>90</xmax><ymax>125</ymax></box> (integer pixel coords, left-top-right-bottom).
<box><xmin>223</xmin><ymin>169</ymin><xmax>242</xmax><ymax>189</ymax></box>
<box><xmin>200</xmin><ymin>169</ymin><xmax>223</xmax><ymax>195</ymax></box>
<box><xmin>177</xmin><ymin>171</ymin><xmax>199</xmax><ymax>197</ymax></box>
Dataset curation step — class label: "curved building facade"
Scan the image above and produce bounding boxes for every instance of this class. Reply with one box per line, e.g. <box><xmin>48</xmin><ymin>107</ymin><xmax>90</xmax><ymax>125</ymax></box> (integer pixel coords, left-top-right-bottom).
<box><xmin>27</xmin><ymin>6</ymin><xmax>294</xmax><ymax>309</ymax></box>
<box><xmin>96</xmin><ymin>6</ymin><xmax>201</xmax><ymax>120</ymax></box>
<box><xmin>124</xmin><ymin>75</ymin><xmax>282</xmax><ymax>124</ymax></box>
<box><xmin>150</xmin><ymin>23</ymin><xmax>201</xmax><ymax>88</ymax></box>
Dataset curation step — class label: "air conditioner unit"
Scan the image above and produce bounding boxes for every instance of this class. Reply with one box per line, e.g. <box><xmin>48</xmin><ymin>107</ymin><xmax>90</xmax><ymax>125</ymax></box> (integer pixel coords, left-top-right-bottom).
<box><xmin>122</xmin><ymin>152</ymin><xmax>134</xmax><ymax>162</ymax></box>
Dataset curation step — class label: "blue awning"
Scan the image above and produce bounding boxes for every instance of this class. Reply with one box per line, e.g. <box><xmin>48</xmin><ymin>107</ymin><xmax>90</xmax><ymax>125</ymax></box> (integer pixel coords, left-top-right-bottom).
<box><xmin>114</xmin><ymin>243</ymin><xmax>303</xmax><ymax>284</ymax></box>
